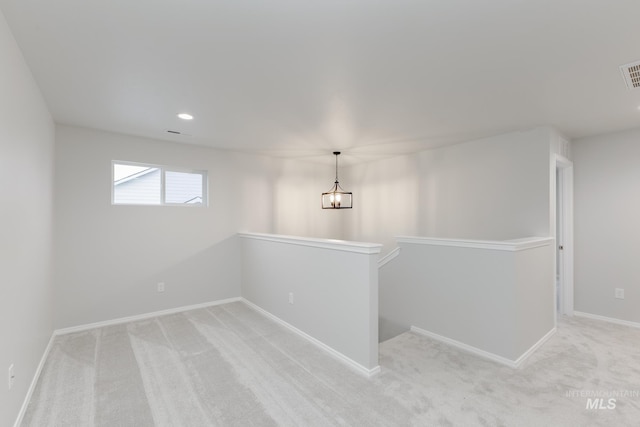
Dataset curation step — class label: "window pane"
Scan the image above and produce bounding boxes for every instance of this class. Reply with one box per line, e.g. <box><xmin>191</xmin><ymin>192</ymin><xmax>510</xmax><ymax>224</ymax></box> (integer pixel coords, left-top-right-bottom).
<box><xmin>113</xmin><ymin>164</ymin><xmax>161</xmax><ymax>205</ymax></box>
<box><xmin>165</xmin><ymin>171</ymin><xmax>203</xmax><ymax>204</ymax></box>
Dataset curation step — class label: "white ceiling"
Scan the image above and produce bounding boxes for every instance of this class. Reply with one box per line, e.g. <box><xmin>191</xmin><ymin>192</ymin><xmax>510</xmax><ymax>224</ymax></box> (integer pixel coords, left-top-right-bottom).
<box><xmin>2</xmin><ymin>0</ymin><xmax>640</xmax><ymax>164</ymax></box>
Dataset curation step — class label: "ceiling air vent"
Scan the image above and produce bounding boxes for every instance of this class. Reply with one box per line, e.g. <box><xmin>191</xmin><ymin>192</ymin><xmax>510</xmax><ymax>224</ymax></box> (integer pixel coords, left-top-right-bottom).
<box><xmin>620</xmin><ymin>60</ymin><xmax>640</xmax><ymax>90</ymax></box>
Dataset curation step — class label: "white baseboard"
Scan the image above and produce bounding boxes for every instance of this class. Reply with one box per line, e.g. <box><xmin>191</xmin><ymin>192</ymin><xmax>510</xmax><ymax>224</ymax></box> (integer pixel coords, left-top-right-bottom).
<box><xmin>13</xmin><ymin>333</ymin><xmax>56</xmax><ymax>427</ymax></box>
<box><xmin>55</xmin><ymin>297</ymin><xmax>242</xmax><ymax>335</ymax></box>
<box><xmin>410</xmin><ymin>325</ymin><xmax>556</xmax><ymax>369</ymax></box>
<box><xmin>574</xmin><ymin>311</ymin><xmax>640</xmax><ymax>329</ymax></box>
<box><xmin>513</xmin><ymin>327</ymin><xmax>557</xmax><ymax>367</ymax></box>
<box><xmin>241</xmin><ymin>298</ymin><xmax>380</xmax><ymax>377</ymax></box>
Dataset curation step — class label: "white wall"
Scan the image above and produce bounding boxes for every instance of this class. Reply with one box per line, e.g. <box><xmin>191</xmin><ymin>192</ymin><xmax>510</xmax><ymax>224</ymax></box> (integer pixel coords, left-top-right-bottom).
<box><xmin>52</xmin><ymin>125</ymin><xmax>358</xmax><ymax>330</ymax></box>
<box><xmin>271</xmin><ymin>158</ymin><xmax>344</xmax><ymax>240</ymax></box>
<box><xmin>53</xmin><ymin>125</ymin><xmax>276</xmax><ymax>328</ymax></box>
<box><xmin>343</xmin><ymin>154</ymin><xmax>421</xmax><ymax>252</ymax></box>
<box><xmin>344</xmin><ymin>128</ymin><xmax>554</xmax><ymax>254</ymax></box>
<box><xmin>240</xmin><ymin>233</ymin><xmax>381</xmax><ymax>373</ymax></box>
<box><xmin>379</xmin><ymin>238</ymin><xmax>554</xmax><ymax>362</ymax></box>
<box><xmin>573</xmin><ymin>128</ymin><xmax>640</xmax><ymax>324</ymax></box>
<box><xmin>48</xmin><ymin>123</ymin><xmax>564</xmax><ymax>358</ymax></box>
<box><xmin>419</xmin><ymin>128</ymin><xmax>552</xmax><ymax>240</ymax></box>
<box><xmin>0</xmin><ymin>10</ymin><xmax>54</xmax><ymax>426</ymax></box>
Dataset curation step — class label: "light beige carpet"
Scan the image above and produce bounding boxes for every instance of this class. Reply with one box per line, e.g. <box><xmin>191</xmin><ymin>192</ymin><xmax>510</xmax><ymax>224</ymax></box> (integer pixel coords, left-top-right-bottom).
<box><xmin>22</xmin><ymin>302</ymin><xmax>640</xmax><ymax>426</ymax></box>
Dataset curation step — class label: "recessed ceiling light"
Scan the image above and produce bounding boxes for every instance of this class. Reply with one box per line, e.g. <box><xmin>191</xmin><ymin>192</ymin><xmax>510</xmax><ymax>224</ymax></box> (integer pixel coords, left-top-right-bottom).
<box><xmin>177</xmin><ymin>113</ymin><xmax>194</xmax><ymax>120</ymax></box>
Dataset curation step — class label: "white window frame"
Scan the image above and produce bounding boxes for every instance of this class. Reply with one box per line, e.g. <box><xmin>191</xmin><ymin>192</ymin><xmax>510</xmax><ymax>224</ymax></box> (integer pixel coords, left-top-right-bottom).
<box><xmin>112</xmin><ymin>160</ymin><xmax>208</xmax><ymax>206</ymax></box>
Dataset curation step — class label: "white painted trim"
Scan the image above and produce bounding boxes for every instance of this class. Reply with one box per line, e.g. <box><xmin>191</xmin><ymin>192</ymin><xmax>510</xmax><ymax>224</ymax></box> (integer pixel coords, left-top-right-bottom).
<box><xmin>241</xmin><ymin>298</ymin><xmax>381</xmax><ymax>377</ymax></box>
<box><xmin>513</xmin><ymin>327</ymin><xmax>557</xmax><ymax>367</ymax></box>
<box><xmin>54</xmin><ymin>297</ymin><xmax>242</xmax><ymax>335</ymax></box>
<box><xmin>410</xmin><ymin>326</ymin><xmax>556</xmax><ymax>369</ymax></box>
<box><xmin>554</xmin><ymin>156</ymin><xmax>574</xmax><ymax>317</ymax></box>
<box><xmin>396</xmin><ymin>236</ymin><xmax>553</xmax><ymax>252</ymax></box>
<box><xmin>238</xmin><ymin>232</ymin><xmax>382</xmax><ymax>255</ymax></box>
<box><xmin>378</xmin><ymin>247</ymin><xmax>400</xmax><ymax>268</ymax></box>
<box><xmin>574</xmin><ymin>311</ymin><xmax>640</xmax><ymax>329</ymax></box>
<box><xmin>554</xmin><ymin>154</ymin><xmax>572</xmax><ymax>169</ymax></box>
<box><xmin>410</xmin><ymin>326</ymin><xmax>519</xmax><ymax>368</ymax></box>
<box><xmin>13</xmin><ymin>333</ymin><xmax>56</xmax><ymax>427</ymax></box>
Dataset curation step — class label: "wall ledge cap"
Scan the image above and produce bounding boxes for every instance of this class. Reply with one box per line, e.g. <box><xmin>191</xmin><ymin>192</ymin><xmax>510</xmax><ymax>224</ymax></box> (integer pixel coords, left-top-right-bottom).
<box><xmin>239</xmin><ymin>232</ymin><xmax>382</xmax><ymax>254</ymax></box>
<box><xmin>395</xmin><ymin>236</ymin><xmax>553</xmax><ymax>252</ymax></box>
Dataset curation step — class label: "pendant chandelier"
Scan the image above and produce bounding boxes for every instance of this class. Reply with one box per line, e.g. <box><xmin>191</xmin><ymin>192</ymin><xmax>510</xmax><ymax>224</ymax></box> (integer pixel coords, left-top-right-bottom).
<box><xmin>322</xmin><ymin>151</ymin><xmax>352</xmax><ymax>209</ymax></box>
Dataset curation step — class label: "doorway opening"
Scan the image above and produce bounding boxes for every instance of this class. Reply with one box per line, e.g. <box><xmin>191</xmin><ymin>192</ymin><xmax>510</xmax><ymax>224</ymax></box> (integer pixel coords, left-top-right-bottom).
<box><xmin>555</xmin><ymin>156</ymin><xmax>574</xmax><ymax>316</ymax></box>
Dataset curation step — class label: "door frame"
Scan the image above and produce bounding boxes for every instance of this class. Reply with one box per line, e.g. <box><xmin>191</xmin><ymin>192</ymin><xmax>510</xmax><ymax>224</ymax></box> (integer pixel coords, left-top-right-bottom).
<box><xmin>554</xmin><ymin>155</ymin><xmax>574</xmax><ymax>316</ymax></box>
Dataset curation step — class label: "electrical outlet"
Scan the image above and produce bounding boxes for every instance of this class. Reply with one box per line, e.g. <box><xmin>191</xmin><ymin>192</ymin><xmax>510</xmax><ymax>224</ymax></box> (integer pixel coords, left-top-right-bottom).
<box><xmin>615</xmin><ymin>288</ymin><xmax>625</xmax><ymax>299</ymax></box>
<box><xmin>157</xmin><ymin>282</ymin><xmax>165</xmax><ymax>293</ymax></box>
<box><xmin>289</xmin><ymin>292</ymin><xmax>294</xmax><ymax>304</ymax></box>
<box><xmin>8</xmin><ymin>364</ymin><xmax>14</xmax><ymax>390</ymax></box>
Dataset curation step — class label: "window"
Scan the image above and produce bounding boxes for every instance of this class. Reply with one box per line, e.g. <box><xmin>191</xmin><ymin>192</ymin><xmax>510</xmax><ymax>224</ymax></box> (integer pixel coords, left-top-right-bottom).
<box><xmin>112</xmin><ymin>161</ymin><xmax>207</xmax><ymax>206</ymax></box>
